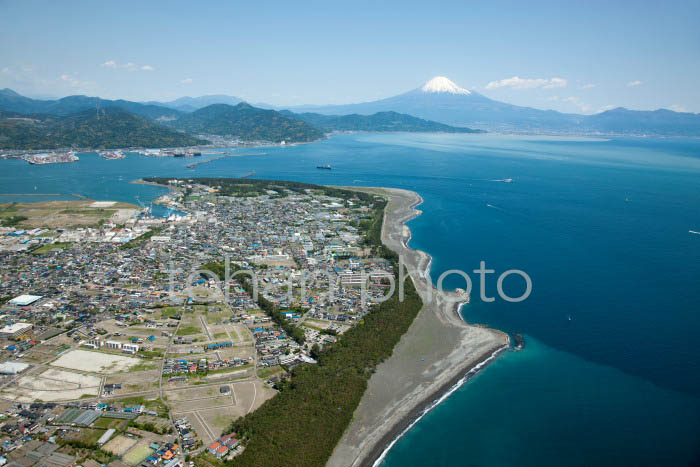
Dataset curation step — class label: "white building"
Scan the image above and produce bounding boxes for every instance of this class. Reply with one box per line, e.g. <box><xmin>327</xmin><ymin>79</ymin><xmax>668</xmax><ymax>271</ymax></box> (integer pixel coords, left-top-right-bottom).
<box><xmin>84</xmin><ymin>339</ymin><xmax>101</xmax><ymax>349</ymax></box>
<box><xmin>0</xmin><ymin>322</ymin><xmax>33</xmax><ymax>338</ymax></box>
<box><xmin>8</xmin><ymin>295</ymin><xmax>42</xmax><ymax>306</ymax></box>
<box><xmin>0</xmin><ymin>361</ymin><xmax>30</xmax><ymax>374</ymax></box>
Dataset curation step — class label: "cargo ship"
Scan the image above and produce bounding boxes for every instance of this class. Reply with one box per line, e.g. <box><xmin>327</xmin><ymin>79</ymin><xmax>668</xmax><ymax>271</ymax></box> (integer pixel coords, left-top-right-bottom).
<box><xmin>317</xmin><ymin>165</ymin><xmax>332</xmax><ymax>170</ymax></box>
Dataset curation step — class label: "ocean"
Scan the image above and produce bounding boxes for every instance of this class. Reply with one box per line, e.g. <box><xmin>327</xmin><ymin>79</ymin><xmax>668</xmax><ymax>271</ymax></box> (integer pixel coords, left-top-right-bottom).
<box><xmin>2</xmin><ymin>133</ymin><xmax>699</xmax><ymax>466</ymax></box>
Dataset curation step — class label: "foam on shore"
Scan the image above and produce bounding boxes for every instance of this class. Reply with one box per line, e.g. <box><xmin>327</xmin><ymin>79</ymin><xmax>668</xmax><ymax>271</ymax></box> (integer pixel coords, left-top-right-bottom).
<box><xmin>372</xmin><ymin>343</ymin><xmax>508</xmax><ymax>467</ymax></box>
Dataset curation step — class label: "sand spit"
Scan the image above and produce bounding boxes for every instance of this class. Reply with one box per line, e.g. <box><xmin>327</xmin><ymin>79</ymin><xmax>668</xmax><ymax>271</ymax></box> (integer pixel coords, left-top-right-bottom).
<box><xmin>327</xmin><ymin>187</ymin><xmax>508</xmax><ymax>467</ymax></box>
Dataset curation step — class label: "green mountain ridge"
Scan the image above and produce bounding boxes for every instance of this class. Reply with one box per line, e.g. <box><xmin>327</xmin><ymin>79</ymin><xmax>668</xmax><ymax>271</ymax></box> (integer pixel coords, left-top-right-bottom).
<box><xmin>0</xmin><ymin>90</ymin><xmax>492</xmax><ymax>149</ymax></box>
<box><xmin>0</xmin><ymin>107</ymin><xmax>205</xmax><ymax>150</ymax></box>
<box><xmin>171</xmin><ymin>103</ymin><xmax>324</xmax><ymax>143</ymax></box>
<box><xmin>282</xmin><ymin>110</ymin><xmax>484</xmax><ymax>133</ymax></box>
<box><xmin>0</xmin><ymin>88</ymin><xmax>181</xmax><ymax>120</ymax></box>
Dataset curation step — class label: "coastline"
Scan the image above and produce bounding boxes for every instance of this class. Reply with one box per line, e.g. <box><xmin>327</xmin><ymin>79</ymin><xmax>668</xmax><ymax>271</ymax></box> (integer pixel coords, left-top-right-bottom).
<box><xmin>327</xmin><ymin>187</ymin><xmax>508</xmax><ymax>467</ymax></box>
<box><xmin>131</xmin><ymin>178</ymin><xmax>173</xmax><ymax>188</ymax></box>
<box><xmin>370</xmin><ymin>344</ymin><xmax>508</xmax><ymax>467</ymax></box>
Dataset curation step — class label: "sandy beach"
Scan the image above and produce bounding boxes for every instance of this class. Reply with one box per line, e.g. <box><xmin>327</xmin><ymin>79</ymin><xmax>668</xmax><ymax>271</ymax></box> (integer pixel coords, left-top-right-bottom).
<box><xmin>327</xmin><ymin>187</ymin><xmax>508</xmax><ymax>467</ymax></box>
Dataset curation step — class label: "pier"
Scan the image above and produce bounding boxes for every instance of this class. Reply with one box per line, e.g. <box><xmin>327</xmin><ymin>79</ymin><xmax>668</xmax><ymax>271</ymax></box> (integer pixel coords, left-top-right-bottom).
<box><xmin>186</xmin><ymin>152</ymin><xmax>266</xmax><ymax>169</ymax></box>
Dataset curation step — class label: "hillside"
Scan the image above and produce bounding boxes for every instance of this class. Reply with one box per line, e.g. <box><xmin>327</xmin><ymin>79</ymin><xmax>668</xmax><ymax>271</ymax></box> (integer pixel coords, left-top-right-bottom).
<box><xmin>0</xmin><ymin>107</ymin><xmax>205</xmax><ymax>149</ymax></box>
<box><xmin>172</xmin><ymin>103</ymin><xmax>324</xmax><ymax>143</ymax></box>
<box><xmin>283</xmin><ymin>110</ymin><xmax>483</xmax><ymax>133</ymax></box>
<box><xmin>144</xmin><ymin>94</ymin><xmax>245</xmax><ymax>112</ymax></box>
<box><xmin>583</xmin><ymin>107</ymin><xmax>700</xmax><ymax>136</ymax></box>
<box><xmin>0</xmin><ymin>88</ymin><xmax>182</xmax><ymax>120</ymax></box>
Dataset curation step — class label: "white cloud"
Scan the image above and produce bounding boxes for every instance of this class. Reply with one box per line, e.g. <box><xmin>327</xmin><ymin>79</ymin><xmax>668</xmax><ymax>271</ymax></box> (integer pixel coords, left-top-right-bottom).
<box><xmin>561</xmin><ymin>96</ymin><xmax>592</xmax><ymax>113</ymax></box>
<box><xmin>543</xmin><ymin>78</ymin><xmax>567</xmax><ymax>89</ymax></box>
<box><xmin>59</xmin><ymin>72</ymin><xmax>96</xmax><ymax>92</ymax></box>
<box><xmin>486</xmin><ymin>76</ymin><xmax>567</xmax><ymax>90</ymax></box>
<box><xmin>181</xmin><ymin>78</ymin><xmax>193</xmax><ymax>84</ymax></box>
<box><xmin>669</xmin><ymin>104</ymin><xmax>687</xmax><ymax>112</ymax></box>
<box><xmin>598</xmin><ymin>104</ymin><xmax>617</xmax><ymax>113</ymax></box>
<box><xmin>101</xmin><ymin>60</ymin><xmax>154</xmax><ymax>72</ymax></box>
<box><xmin>1</xmin><ymin>67</ymin><xmax>9</xmax><ymax>74</ymax></box>
<box><xmin>581</xmin><ymin>83</ymin><xmax>596</xmax><ymax>89</ymax></box>
<box><xmin>546</xmin><ymin>95</ymin><xmax>594</xmax><ymax>113</ymax></box>
<box><xmin>60</xmin><ymin>73</ymin><xmax>83</xmax><ymax>87</ymax></box>
<box><xmin>626</xmin><ymin>80</ymin><xmax>642</xmax><ymax>87</ymax></box>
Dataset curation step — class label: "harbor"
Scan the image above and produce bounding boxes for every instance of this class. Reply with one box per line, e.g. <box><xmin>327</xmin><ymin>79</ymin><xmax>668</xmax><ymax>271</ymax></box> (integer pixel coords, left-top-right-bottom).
<box><xmin>99</xmin><ymin>150</ymin><xmax>125</xmax><ymax>160</ymax></box>
<box><xmin>22</xmin><ymin>152</ymin><xmax>78</xmax><ymax>165</ymax></box>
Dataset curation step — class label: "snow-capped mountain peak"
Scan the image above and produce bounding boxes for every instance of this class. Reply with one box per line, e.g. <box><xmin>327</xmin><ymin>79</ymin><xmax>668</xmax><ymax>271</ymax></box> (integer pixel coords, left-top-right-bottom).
<box><xmin>421</xmin><ymin>76</ymin><xmax>471</xmax><ymax>95</ymax></box>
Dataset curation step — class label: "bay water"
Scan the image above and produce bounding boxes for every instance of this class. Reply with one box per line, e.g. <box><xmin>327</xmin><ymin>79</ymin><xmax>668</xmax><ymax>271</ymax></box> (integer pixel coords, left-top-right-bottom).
<box><xmin>2</xmin><ymin>133</ymin><xmax>699</xmax><ymax>465</ymax></box>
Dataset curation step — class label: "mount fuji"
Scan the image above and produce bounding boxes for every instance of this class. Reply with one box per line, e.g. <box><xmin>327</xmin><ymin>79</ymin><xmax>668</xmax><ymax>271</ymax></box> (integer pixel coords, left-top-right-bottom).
<box><xmin>288</xmin><ymin>77</ymin><xmax>700</xmax><ymax>135</ymax></box>
<box><xmin>288</xmin><ymin>76</ymin><xmax>581</xmax><ymax>131</ymax></box>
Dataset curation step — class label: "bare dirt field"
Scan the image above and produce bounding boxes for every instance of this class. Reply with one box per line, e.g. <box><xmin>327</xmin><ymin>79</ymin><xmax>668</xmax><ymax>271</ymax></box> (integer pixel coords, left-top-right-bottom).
<box><xmin>164</xmin><ymin>386</ymin><xmax>224</xmax><ymax>402</ymax></box>
<box><xmin>1</xmin><ymin>368</ymin><xmax>101</xmax><ymax>402</ymax></box>
<box><xmin>122</xmin><ymin>442</ymin><xmax>153</xmax><ymax>466</ymax></box>
<box><xmin>0</xmin><ymin>200</ymin><xmax>138</xmax><ymax>228</ymax></box>
<box><xmin>103</xmin><ymin>434</ymin><xmax>138</xmax><ymax>456</ymax></box>
<box><xmin>102</xmin><ymin>435</ymin><xmax>137</xmax><ymax>456</ymax></box>
<box><xmin>50</xmin><ymin>349</ymin><xmax>143</xmax><ymax>373</ymax></box>
<box><xmin>166</xmin><ymin>380</ymin><xmax>274</xmax><ymax>443</ymax></box>
<box><xmin>105</xmin><ymin>369</ymin><xmax>161</xmax><ymax>385</ymax></box>
<box><xmin>201</xmin><ymin>367</ymin><xmax>254</xmax><ymax>381</ymax></box>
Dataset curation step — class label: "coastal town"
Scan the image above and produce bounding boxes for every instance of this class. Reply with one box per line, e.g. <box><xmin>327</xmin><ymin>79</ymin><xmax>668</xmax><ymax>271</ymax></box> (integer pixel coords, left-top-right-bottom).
<box><xmin>0</xmin><ymin>149</ymin><xmax>204</xmax><ymax>165</ymax></box>
<box><xmin>0</xmin><ymin>178</ymin><xmax>396</xmax><ymax>466</ymax></box>
<box><xmin>0</xmin><ymin>145</ymin><xmax>285</xmax><ymax>166</ymax></box>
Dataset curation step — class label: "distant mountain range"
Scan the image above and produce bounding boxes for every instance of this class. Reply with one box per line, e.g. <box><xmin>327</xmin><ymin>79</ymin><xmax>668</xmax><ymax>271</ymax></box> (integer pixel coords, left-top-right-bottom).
<box><xmin>0</xmin><ymin>90</ymin><xmax>327</xmax><ymax>148</ymax></box>
<box><xmin>280</xmin><ymin>110</ymin><xmax>483</xmax><ymax>133</ymax></box>
<box><xmin>1</xmin><ymin>77</ymin><xmax>699</xmax><ymax>150</ymax></box>
<box><xmin>0</xmin><ymin>107</ymin><xmax>204</xmax><ymax>150</ymax></box>
<box><xmin>0</xmin><ymin>88</ymin><xmax>483</xmax><ymax>149</ymax></box>
<box><xmin>171</xmin><ymin>103</ymin><xmax>324</xmax><ymax>143</ymax></box>
<box><xmin>286</xmin><ymin>77</ymin><xmax>700</xmax><ymax>136</ymax></box>
<box><xmin>143</xmin><ymin>94</ymin><xmax>245</xmax><ymax>113</ymax></box>
<box><xmin>0</xmin><ymin>88</ymin><xmax>181</xmax><ymax>120</ymax></box>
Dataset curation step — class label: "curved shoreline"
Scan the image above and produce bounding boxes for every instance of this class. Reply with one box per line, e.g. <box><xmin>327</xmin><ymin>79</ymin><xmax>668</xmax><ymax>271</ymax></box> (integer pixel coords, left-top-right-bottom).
<box><xmin>327</xmin><ymin>187</ymin><xmax>508</xmax><ymax>467</ymax></box>
<box><xmin>370</xmin><ymin>344</ymin><xmax>508</xmax><ymax>467</ymax></box>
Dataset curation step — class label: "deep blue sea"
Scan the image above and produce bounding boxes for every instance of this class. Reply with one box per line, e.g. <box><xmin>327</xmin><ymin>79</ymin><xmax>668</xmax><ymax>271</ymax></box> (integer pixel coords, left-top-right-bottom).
<box><xmin>2</xmin><ymin>134</ymin><xmax>700</xmax><ymax>466</ymax></box>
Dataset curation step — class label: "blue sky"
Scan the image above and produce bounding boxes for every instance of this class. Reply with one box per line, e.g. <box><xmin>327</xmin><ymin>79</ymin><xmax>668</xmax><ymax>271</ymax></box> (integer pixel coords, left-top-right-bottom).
<box><xmin>1</xmin><ymin>0</ymin><xmax>699</xmax><ymax>113</ymax></box>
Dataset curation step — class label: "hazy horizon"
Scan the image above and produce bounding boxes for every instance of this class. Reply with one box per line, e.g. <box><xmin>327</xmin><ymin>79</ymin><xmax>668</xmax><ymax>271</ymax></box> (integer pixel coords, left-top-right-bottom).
<box><xmin>1</xmin><ymin>0</ymin><xmax>699</xmax><ymax>114</ymax></box>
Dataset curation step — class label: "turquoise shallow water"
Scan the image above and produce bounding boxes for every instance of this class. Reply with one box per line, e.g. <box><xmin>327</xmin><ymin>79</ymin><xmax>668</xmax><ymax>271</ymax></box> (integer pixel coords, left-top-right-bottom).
<box><xmin>381</xmin><ymin>336</ymin><xmax>700</xmax><ymax>466</ymax></box>
<box><xmin>2</xmin><ymin>133</ymin><xmax>699</xmax><ymax>465</ymax></box>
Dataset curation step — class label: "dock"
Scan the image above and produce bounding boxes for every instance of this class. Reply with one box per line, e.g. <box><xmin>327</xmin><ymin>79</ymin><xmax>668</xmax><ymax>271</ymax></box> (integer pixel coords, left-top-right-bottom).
<box><xmin>186</xmin><ymin>152</ymin><xmax>266</xmax><ymax>169</ymax></box>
